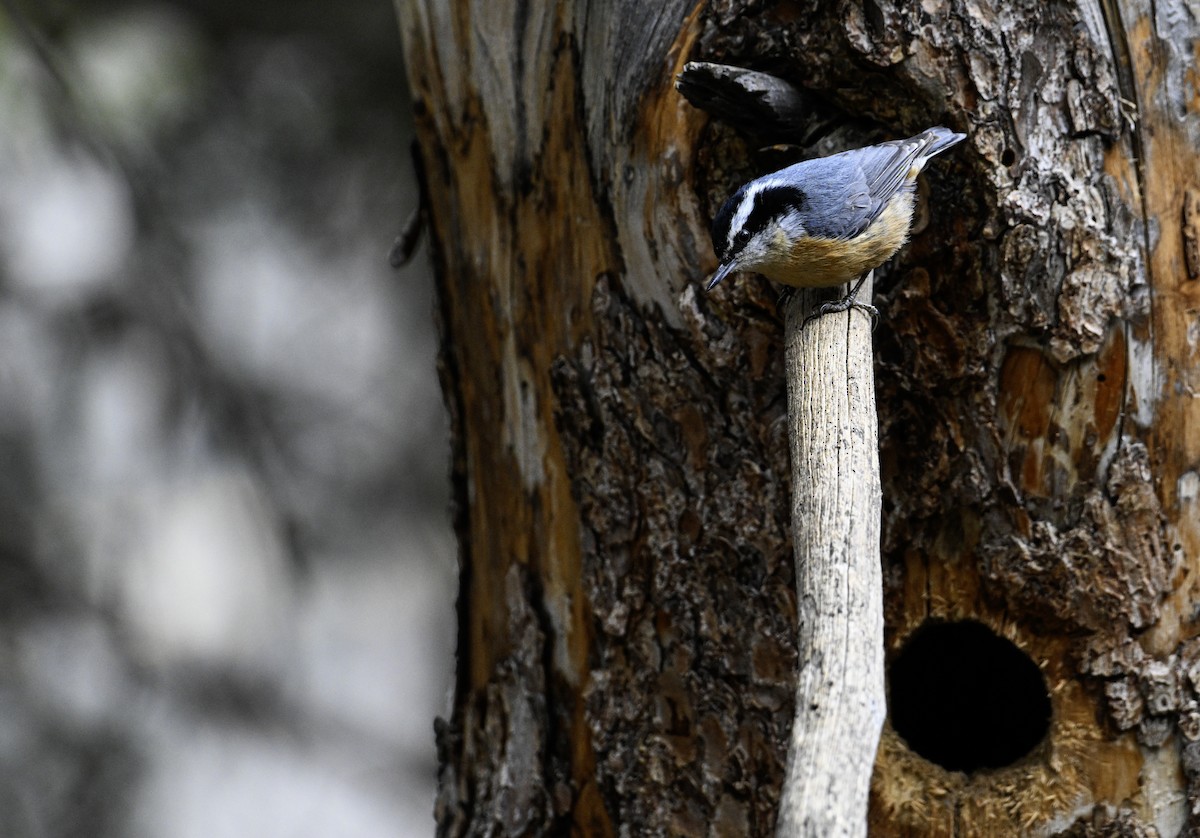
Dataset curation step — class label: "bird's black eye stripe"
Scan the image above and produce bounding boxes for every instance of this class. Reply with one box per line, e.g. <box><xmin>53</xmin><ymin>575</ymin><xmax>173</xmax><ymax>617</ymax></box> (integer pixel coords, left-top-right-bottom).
<box><xmin>710</xmin><ymin>182</ymin><xmax>805</xmax><ymax>262</ymax></box>
<box><xmin>746</xmin><ymin>186</ymin><xmax>805</xmax><ymax>239</ymax></box>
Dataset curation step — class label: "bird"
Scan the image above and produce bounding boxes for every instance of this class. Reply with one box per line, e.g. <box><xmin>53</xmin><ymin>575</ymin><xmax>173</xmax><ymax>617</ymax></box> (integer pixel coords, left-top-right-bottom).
<box><xmin>707</xmin><ymin>126</ymin><xmax>966</xmax><ymax>325</ymax></box>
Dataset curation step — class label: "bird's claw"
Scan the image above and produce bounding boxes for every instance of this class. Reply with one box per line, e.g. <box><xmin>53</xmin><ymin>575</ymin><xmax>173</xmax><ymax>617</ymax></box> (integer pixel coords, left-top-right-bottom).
<box><xmin>801</xmin><ymin>298</ymin><xmax>879</xmax><ymax>331</ymax></box>
<box><xmin>775</xmin><ymin>287</ymin><xmax>796</xmax><ymax>319</ymax></box>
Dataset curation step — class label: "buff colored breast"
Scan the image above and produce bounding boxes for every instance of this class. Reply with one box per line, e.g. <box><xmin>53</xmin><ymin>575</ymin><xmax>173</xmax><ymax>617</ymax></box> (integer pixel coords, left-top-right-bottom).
<box><xmin>756</xmin><ymin>191</ymin><xmax>916</xmax><ymax>288</ymax></box>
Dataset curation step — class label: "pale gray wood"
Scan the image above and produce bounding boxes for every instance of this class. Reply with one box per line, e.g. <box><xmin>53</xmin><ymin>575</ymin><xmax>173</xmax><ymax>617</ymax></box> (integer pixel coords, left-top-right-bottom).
<box><xmin>776</xmin><ymin>276</ymin><xmax>884</xmax><ymax>838</ymax></box>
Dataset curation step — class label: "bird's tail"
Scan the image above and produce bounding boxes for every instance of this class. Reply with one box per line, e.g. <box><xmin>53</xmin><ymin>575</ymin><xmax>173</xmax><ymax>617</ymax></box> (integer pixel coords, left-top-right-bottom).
<box><xmin>914</xmin><ymin>127</ymin><xmax>967</xmax><ymax>168</ymax></box>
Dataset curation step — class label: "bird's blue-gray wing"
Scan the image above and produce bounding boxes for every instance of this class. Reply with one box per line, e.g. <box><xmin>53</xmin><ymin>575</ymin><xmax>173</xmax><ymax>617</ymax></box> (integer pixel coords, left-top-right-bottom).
<box><xmin>798</xmin><ymin>138</ymin><xmax>926</xmax><ymax>240</ymax></box>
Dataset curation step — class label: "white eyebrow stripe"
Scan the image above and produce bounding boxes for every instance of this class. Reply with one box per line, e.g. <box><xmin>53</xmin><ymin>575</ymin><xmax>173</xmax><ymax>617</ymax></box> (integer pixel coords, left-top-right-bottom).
<box><xmin>732</xmin><ymin>176</ymin><xmax>778</xmax><ymax>242</ymax></box>
<box><xmin>754</xmin><ymin>173</ymin><xmax>797</xmax><ymax>190</ymax></box>
<box><xmin>727</xmin><ymin>183</ymin><xmax>759</xmax><ymax>250</ymax></box>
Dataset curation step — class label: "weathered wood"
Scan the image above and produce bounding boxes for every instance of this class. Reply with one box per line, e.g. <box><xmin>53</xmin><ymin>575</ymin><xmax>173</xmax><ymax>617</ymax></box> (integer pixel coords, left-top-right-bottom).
<box><xmin>675</xmin><ymin>62</ymin><xmax>812</xmax><ymax>138</ymax></box>
<box><xmin>401</xmin><ymin>2</ymin><xmax>798</xmax><ymax>834</ymax></box>
<box><xmin>778</xmin><ymin>279</ymin><xmax>884</xmax><ymax>838</ymax></box>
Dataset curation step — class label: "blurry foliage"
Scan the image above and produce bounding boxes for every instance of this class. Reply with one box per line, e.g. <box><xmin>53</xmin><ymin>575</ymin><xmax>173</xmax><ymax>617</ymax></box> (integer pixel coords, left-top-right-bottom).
<box><xmin>0</xmin><ymin>0</ymin><xmax>451</xmax><ymax>835</ymax></box>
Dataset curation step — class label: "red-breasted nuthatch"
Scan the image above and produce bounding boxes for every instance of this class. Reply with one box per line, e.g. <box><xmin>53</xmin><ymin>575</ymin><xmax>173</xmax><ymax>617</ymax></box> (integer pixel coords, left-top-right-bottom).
<box><xmin>708</xmin><ymin>127</ymin><xmax>965</xmax><ymax>320</ymax></box>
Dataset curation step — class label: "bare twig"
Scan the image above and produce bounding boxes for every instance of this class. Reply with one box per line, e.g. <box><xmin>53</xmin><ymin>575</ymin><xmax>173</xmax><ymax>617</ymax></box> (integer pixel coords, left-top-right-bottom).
<box><xmin>776</xmin><ymin>275</ymin><xmax>885</xmax><ymax>837</ymax></box>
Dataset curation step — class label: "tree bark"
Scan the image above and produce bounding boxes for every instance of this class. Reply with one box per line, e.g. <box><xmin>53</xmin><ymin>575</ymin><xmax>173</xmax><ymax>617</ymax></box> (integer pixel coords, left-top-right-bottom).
<box><xmin>398</xmin><ymin>0</ymin><xmax>1200</xmax><ymax>835</ymax></box>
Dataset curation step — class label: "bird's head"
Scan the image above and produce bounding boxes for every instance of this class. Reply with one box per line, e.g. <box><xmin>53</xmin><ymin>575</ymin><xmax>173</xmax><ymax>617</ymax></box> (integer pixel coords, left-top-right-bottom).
<box><xmin>708</xmin><ymin>181</ymin><xmax>808</xmax><ymax>290</ymax></box>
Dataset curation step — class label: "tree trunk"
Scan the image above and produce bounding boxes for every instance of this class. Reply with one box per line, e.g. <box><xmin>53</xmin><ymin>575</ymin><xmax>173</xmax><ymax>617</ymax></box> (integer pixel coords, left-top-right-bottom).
<box><xmin>397</xmin><ymin>0</ymin><xmax>1200</xmax><ymax>835</ymax></box>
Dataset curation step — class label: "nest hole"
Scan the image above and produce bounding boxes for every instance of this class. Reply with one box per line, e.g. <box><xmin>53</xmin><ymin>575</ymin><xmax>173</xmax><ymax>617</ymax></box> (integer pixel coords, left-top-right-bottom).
<box><xmin>888</xmin><ymin>619</ymin><xmax>1051</xmax><ymax>773</ymax></box>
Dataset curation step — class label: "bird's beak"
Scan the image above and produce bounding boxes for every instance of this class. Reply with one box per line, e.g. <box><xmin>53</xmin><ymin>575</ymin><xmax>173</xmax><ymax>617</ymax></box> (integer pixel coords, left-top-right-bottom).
<box><xmin>706</xmin><ymin>260</ymin><xmax>738</xmax><ymax>291</ymax></box>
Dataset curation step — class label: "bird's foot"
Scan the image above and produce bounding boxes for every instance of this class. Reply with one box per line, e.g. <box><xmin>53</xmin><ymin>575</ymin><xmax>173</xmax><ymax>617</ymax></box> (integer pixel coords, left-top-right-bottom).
<box><xmin>775</xmin><ymin>287</ymin><xmax>796</xmax><ymax>319</ymax></box>
<box><xmin>801</xmin><ymin>273</ymin><xmax>877</xmax><ymax>330</ymax></box>
<box><xmin>801</xmin><ymin>296</ymin><xmax>879</xmax><ymax>330</ymax></box>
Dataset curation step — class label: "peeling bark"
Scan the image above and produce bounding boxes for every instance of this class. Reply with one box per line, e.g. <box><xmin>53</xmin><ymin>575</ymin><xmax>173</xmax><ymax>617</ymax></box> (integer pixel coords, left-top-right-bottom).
<box><xmin>398</xmin><ymin>0</ymin><xmax>1200</xmax><ymax>834</ymax></box>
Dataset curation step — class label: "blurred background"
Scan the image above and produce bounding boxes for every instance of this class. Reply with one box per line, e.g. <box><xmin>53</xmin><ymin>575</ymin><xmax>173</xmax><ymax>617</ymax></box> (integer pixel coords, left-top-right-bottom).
<box><xmin>0</xmin><ymin>1</ymin><xmax>454</xmax><ymax>835</ymax></box>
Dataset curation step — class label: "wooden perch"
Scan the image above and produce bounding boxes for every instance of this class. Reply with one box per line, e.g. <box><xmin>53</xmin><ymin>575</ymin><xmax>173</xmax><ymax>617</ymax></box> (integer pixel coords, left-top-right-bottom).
<box><xmin>777</xmin><ymin>276</ymin><xmax>885</xmax><ymax>838</ymax></box>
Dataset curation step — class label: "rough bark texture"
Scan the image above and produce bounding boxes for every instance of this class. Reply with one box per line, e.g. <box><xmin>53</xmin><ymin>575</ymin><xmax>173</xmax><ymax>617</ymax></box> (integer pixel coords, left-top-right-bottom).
<box><xmin>778</xmin><ymin>281</ymin><xmax>884</xmax><ymax>838</ymax></box>
<box><xmin>398</xmin><ymin>0</ymin><xmax>1200</xmax><ymax>834</ymax></box>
